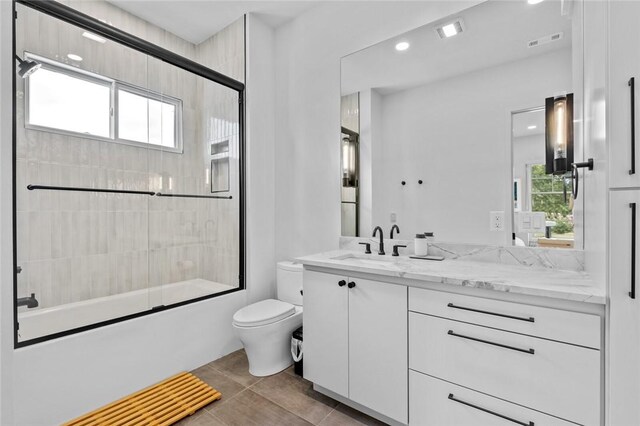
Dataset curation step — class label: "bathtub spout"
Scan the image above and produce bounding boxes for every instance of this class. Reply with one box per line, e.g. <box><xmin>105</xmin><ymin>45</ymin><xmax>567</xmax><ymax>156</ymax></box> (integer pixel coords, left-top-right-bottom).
<box><xmin>17</xmin><ymin>293</ymin><xmax>38</xmax><ymax>309</ymax></box>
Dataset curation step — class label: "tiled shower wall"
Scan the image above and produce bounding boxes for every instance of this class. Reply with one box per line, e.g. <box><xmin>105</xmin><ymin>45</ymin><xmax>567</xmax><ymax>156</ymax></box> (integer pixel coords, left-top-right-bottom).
<box><xmin>15</xmin><ymin>2</ymin><xmax>244</xmax><ymax>310</ymax></box>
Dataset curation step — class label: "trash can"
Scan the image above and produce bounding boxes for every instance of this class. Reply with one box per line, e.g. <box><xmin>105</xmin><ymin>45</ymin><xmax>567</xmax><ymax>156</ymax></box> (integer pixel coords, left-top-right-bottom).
<box><xmin>291</xmin><ymin>326</ymin><xmax>303</xmax><ymax>376</ymax></box>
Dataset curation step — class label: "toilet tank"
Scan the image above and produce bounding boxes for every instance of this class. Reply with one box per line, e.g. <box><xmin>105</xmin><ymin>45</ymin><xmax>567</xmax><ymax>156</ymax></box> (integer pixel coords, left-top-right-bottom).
<box><xmin>277</xmin><ymin>261</ymin><xmax>303</xmax><ymax>306</ymax></box>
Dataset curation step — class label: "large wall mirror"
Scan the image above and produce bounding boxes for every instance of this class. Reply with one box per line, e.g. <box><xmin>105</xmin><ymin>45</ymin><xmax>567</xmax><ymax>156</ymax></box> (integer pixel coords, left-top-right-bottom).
<box><xmin>340</xmin><ymin>0</ymin><xmax>585</xmax><ymax>249</ymax></box>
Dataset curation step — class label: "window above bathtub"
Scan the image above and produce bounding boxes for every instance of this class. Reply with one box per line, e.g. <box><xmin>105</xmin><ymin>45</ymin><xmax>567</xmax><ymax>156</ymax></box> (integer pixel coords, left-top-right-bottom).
<box><xmin>25</xmin><ymin>52</ymin><xmax>183</xmax><ymax>153</ymax></box>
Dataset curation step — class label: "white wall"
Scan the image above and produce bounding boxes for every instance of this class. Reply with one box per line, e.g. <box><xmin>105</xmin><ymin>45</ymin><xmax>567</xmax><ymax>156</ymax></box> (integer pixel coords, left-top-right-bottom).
<box><xmin>246</xmin><ymin>14</ymin><xmax>277</xmax><ymax>303</ymax></box>
<box><xmin>371</xmin><ymin>49</ymin><xmax>571</xmax><ymax>244</ymax></box>
<box><xmin>273</xmin><ymin>1</ymin><xmax>483</xmax><ymax>260</ymax></box>
<box><xmin>581</xmin><ymin>0</ymin><xmax>607</xmax><ymax>287</ymax></box>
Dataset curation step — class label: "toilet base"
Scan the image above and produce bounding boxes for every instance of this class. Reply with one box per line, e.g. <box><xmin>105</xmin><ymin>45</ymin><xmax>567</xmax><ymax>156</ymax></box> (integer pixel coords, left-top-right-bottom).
<box><xmin>233</xmin><ymin>307</ymin><xmax>303</xmax><ymax>377</ymax></box>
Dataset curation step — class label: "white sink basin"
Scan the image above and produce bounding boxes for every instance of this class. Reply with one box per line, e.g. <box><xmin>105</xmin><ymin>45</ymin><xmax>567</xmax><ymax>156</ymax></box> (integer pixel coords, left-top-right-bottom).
<box><xmin>330</xmin><ymin>253</ymin><xmax>396</xmax><ymax>266</ymax></box>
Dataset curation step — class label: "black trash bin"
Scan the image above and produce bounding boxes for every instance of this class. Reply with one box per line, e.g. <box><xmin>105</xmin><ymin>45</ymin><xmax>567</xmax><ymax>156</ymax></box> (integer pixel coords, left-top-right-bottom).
<box><xmin>291</xmin><ymin>326</ymin><xmax>303</xmax><ymax>376</ymax></box>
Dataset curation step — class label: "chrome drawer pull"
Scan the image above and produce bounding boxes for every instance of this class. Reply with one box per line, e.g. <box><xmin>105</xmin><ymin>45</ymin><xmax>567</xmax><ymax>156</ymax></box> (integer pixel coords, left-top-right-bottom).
<box><xmin>448</xmin><ymin>393</ymin><xmax>534</xmax><ymax>426</ymax></box>
<box><xmin>447</xmin><ymin>303</ymin><xmax>535</xmax><ymax>322</ymax></box>
<box><xmin>447</xmin><ymin>330</ymin><xmax>535</xmax><ymax>355</ymax></box>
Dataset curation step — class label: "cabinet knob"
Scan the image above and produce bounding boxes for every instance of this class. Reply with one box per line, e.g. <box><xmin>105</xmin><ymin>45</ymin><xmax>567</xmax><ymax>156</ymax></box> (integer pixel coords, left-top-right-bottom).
<box><xmin>348</xmin><ymin>281</ymin><xmax>356</xmax><ymax>289</ymax></box>
<box><xmin>338</xmin><ymin>280</ymin><xmax>346</xmax><ymax>287</ymax></box>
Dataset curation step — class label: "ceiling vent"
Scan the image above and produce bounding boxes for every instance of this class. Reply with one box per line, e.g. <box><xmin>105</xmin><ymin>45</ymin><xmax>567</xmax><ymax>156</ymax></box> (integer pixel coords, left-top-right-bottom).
<box><xmin>528</xmin><ymin>32</ymin><xmax>564</xmax><ymax>48</ymax></box>
<box><xmin>435</xmin><ymin>19</ymin><xmax>464</xmax><ymax>39</ymax></box>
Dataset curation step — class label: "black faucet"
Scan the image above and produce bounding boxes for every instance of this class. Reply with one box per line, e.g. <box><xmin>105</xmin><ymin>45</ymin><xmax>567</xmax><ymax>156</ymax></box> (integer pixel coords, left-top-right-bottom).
<box><xmin>17</xmin><ymin>293</ymin><xmax>38</xmax><ymax>309</ymax></box>
<box><xmin>372</xmin><ymin>226</ymin><xmax>385</xmax><ymax>255</ymax></box>
<box><xmin>390</xmin><ymin>224</ymin><xmax>400</xmax><ymax>239</ymax></box>
<box><xmin>392</xmin><ymin>244</ymin><xmax>407</xmax><ymax>257</ymax></box>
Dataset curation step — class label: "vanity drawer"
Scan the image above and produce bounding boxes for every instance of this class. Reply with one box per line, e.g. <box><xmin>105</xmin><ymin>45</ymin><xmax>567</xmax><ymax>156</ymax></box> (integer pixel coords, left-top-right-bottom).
<box><xmin>409</xmin><ymin>312</ymin><xmax>600</xmax><ymax>425</ymax></box>
<box><xmin>409</xmin><ymin>287</ymin><xmax>601</xmax><ymax>349</ymax></box>
<box><xmin>409</xmin><ymin>370</ymin><xmax>576</xmax><ymax>426</ymax></box>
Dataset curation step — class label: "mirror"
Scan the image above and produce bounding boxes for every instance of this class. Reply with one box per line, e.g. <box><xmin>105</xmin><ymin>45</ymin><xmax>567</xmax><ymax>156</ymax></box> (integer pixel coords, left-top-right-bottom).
<box><xmin>340</xmin><ymin>0</ymin><xmax>583</xmax><ymax>249</ymax></box>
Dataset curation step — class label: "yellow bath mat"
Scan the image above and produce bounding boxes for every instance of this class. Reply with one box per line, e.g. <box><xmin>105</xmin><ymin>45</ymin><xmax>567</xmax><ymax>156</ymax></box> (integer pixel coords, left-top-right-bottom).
<box><xmin>63</xmin><ymin>372</ymin><xmax>221</xmax><ymax>426</ymax></box>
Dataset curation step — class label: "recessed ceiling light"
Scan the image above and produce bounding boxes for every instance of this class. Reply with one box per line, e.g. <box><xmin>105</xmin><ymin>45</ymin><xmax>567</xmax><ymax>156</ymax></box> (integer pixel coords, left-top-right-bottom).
<box><xmin>82</xmin><ymin>31</ymin><xmax>106</xmax><ymax>44</ymax></box>
<box><xmin>528</xmin><ymin>0</ymin><xmax>545</xmax><ymax>4</ymax></box>
<box><xmin>395</xmin><ymin>41</ymin><xmax>410</xmax><ymax>51</ymax></box>
<box><xmin>67</xmin><ymin>54</ymin><xmax>83</xmax><ymax>61</ymax></box>
<box><xmin>442</xmin><ymin>24</ymin><xmax>458</xmax><ymax>37</ymax></box>
<box><xmin>528</xmin><ymin>125</ymin><xmax>537</xmax><ymax>130</ymax></box>
<box><xmin>435</xmin><ymin>19</ymin><xmax>464</xmax><ymax>39</ymax></box>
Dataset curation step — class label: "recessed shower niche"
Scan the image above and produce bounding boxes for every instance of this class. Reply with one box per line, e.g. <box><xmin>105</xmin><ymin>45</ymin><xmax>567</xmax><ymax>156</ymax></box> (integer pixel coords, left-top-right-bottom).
<box><xmin>13</xmin><ymin>1</ymin><xmax>245</xmax><ymax>345</ymax></box>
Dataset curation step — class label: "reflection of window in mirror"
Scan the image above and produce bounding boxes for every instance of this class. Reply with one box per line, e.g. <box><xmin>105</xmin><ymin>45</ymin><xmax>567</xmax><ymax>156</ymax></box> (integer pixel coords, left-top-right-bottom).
<box><xmin>512</xmin><ymin>108</ymin><xmax>575</xmax><ymax>249</ymax></box>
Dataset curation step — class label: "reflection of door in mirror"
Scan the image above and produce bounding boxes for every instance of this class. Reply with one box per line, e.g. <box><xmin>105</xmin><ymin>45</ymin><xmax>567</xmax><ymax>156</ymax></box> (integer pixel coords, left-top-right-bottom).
<box><xmin>341</xmin><ymin>93</ymin><xmax>360</xmax><ymax>236</ymax></box>
<box><xmin>512</xmin><ymin>108</ymin><xmax>574</xmax><ymax>248</ymax></box>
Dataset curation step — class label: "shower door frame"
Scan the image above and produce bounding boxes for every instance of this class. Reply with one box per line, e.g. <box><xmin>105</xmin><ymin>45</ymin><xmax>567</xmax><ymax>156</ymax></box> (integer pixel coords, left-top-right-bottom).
<box><xmin>12</xmin><ymin>0</ymin><xmax>246</xmax><ymax>348</ymax></box>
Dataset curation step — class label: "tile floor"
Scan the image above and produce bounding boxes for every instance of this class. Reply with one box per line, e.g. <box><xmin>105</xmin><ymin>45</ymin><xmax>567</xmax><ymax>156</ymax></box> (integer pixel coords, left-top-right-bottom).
<box><xmin>176</xmin><ymin>349</ymin><xmax>387</xmax><ymax>426</ymax></box>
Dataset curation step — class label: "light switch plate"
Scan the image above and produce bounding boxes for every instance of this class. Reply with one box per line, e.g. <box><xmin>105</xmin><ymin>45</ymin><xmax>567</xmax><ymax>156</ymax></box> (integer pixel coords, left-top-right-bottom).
<box><xmin>515</xmin><ymin>211</ymin><xmax>547</xmax><ymax>233</ymax></box>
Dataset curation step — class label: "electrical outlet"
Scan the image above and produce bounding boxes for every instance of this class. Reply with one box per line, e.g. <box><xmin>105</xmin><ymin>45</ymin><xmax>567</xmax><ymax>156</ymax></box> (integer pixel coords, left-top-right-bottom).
<box><xmin>390</xmin><ymin>212</ymin><xmax>397</xmax><ymax>223</ymax></box>
<box><xmin>489</xmin><ymin>211</ymin><xmax>505</xmax><ymax>231</ymax></box>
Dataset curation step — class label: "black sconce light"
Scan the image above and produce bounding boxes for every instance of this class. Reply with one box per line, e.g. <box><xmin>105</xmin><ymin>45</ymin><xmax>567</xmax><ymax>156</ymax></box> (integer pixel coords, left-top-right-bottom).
<box><xmin>545</xmin><ymin>93</ymin><xmax>593</xmax><ymax>198</ymax></box>
<box><xmin>545</xmin><ymin>94</ymin><xmax>574</xmax><ymax>175</ymax></box>
<box><xmin>341</xmin><ymin>127</ymin><xmax>359</xmax><ymax>188</ymax></box>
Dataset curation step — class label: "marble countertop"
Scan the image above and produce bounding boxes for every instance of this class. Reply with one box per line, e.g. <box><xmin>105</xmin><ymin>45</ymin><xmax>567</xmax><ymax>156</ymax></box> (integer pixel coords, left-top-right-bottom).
<box><xmin>296</xmin><ymin>250</ymin><xmax>605</xmax><ymax>305</ymax></box>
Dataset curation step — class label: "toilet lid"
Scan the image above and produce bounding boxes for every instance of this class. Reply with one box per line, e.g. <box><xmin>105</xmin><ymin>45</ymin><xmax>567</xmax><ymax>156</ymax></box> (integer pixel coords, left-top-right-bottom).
<box><xmin>233</xmin><ymin>299</ymin><xmax>296</xmax><ymax>327</ymax></box>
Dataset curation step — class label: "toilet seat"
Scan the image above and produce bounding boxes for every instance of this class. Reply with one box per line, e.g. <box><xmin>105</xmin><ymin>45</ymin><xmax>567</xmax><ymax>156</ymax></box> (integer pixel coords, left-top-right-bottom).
<box><xmin>233</xmin><ymin>299</ymin><xmax>295</xmax><ymax>327</ymax></box>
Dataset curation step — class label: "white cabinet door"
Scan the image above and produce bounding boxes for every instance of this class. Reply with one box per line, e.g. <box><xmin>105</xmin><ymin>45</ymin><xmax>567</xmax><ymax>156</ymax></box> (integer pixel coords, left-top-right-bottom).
<box><xmin>609</xmin><ymin>1</ymin><xmax>640</xmax><ymax>188</ymax></box>
<box><xmin>609</xmin><ymin>190</ymin><xmax>640</xmax><ymax>425</ymax></box>
<box><xmin>303</xmin><ymin>270</ymin><xmax>349</xmax><ymax>397</ymax></box>
<box><xmin>349</xmin><ymin>278</ymin><xmax>407</xmax><ymax>424</ymax></box>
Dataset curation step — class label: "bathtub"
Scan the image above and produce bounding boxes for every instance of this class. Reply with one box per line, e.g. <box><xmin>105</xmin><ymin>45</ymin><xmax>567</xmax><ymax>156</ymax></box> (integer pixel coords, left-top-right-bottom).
<box><xmin>18</xmin><ymin>278</ymin><xmax>236</xmax><ymax>342</ymax></box>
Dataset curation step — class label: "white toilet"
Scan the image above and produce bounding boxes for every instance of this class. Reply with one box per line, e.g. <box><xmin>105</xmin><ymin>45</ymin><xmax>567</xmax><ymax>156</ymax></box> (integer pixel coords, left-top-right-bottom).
<box><xmin>232</xmin><ymin>261</ymin><xmax>303</xmax><ymax>377</ymax></box>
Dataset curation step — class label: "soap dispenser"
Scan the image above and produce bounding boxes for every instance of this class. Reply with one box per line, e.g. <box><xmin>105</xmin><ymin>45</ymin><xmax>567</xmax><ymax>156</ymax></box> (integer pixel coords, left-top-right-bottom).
<box><xmin>415</xmin><ymin>234</ymin><xmax>428</xmax><ymax>256</ymax></box>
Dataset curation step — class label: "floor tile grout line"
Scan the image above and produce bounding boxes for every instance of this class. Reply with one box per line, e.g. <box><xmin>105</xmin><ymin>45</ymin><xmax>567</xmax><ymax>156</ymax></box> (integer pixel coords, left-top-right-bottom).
<box><xmin>195</xmin><ymin>351</ymin><xmax>356</xmax><ymax>426</ymax></box>
<box><xmin>241</xmin><ymin>386</ymin><xmax>315</xmax><ymax>425</ymax></box>
<box><xmin>247</xmin><ymin>383</ymin><xmax>334</xmax><ymax>425</ymax></box>
<box><xmin>316</xmin><ymin>407</ymin><xmax>337</xmax><ymax>426</ymax></box>
<box><xmin>202</xmin><ymin>386</ymin><xmax>248</xmax><ymax>417</ymax></box>
<box><xmin>208</xmin><ymin>409</ymin><xmax>231</xmax><ymax>426</ymax></box>
<box><xmin>200</xmin><ymin>361</ymin><xmax>262</xmax><ymax>390</ymax></box>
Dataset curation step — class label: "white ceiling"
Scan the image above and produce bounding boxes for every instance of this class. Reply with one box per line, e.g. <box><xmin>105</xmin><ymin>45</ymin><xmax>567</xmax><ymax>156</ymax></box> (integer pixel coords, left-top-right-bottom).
<box><xmin>341</xmin><ymin>0</ymin><xmax>573</xmax><ymax>95</ymax></box>
<box><xmin>106</xmin><ymin>0</ymin><xmax>322</xmax><ymax>44</ymax></box>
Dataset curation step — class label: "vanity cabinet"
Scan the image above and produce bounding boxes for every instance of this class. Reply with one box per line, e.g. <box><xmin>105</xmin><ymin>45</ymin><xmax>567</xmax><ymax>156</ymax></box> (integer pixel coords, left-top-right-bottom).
<box><xmin>609</xmin><ymin>190</ymin><xmax>640</xmax><ymax>425</ymax></box>
<box><xmin>409</xmin><ymin>287</ymin><xmax>601</xmax><ymax>426</ymax></box>
<box><xmin>609</xmin><ymin>0</ymin><xmax>640</xmax><ymax>188</ymax></box>
<box><xmin>303</xmin><ymin>270</ymin><xmax>408</xmax><ymax>424</ymax></box>
<box><xmin>303</xmin><ymin>267</ymin><xmax>602</xmax><ymax>426</ymax></box>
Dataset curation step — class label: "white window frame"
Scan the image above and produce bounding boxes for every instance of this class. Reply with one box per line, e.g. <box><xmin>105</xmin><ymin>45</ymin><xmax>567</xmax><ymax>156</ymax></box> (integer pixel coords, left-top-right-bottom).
<box><xmin>24</xmin><ymin>52</ymin><xmax>183</xmax><ymax>153</ymax></box>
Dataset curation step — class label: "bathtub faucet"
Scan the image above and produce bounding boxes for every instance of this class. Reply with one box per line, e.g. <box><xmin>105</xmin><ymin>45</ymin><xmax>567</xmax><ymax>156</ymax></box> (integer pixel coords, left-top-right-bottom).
<box><xmin>17</xmin><ymin>293</ymin><xmax>38</xmax><ymax>309</ymax></box>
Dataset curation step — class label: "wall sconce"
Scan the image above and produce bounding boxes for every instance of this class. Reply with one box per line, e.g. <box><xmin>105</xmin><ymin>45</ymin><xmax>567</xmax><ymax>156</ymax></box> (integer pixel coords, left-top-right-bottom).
<box><xmin>545</xmin><ymin>93</ymin><xmax>593</xmax><ymax>198</ymax></box>
<box><xmin>341</xmin><ymin>127</ymin><xmax>359</xmax><ymax>188</ymax></box>
<box><xmin>545</xmin><ymin>94</ymin><xmax>574</xmax><ymax>175</ymax></box>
